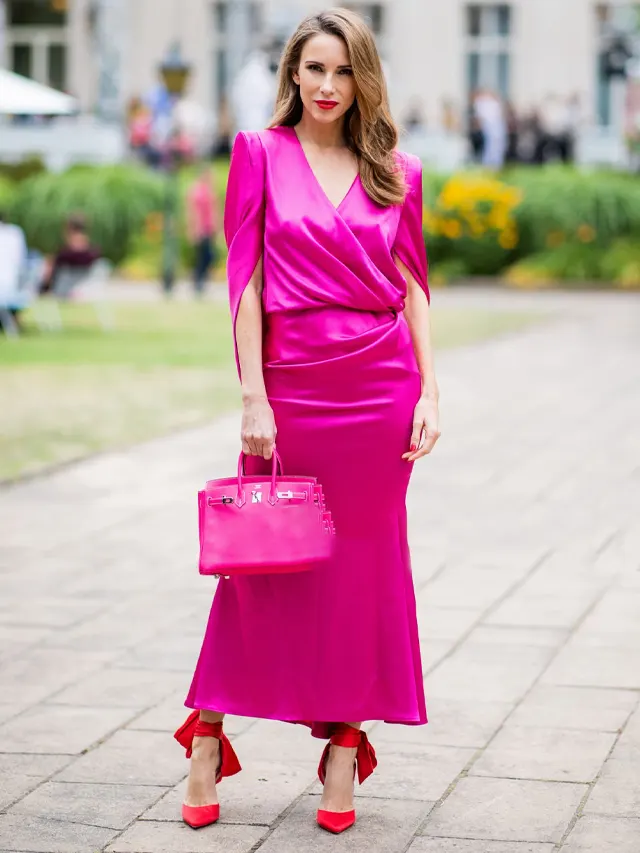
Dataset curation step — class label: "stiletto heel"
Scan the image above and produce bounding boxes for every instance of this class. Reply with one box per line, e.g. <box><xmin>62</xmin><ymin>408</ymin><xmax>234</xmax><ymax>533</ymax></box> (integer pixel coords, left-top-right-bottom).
<box><xmin>316</xmin><ymin>723</ymin><xmax>377</xmax><ymax>834</ymax></box>
<box><xmin>174</xmin><ymin>710</ymin><xmax>241</xmax><ymax>829</ymax></box>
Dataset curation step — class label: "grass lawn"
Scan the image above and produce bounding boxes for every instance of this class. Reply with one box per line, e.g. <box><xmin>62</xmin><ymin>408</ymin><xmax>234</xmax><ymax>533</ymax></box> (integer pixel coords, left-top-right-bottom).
<box><xmin>1</xmin><ymin>300</ymin><xmax>543</xmax><ymax>482</ymax></box>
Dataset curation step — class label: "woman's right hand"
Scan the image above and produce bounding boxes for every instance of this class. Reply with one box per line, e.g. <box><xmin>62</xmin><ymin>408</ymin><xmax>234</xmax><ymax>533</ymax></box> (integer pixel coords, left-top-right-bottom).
<box><xmin>241</xmin><ymin>394</ymin><xmax>277</xmax><ymax>460</ymax></box>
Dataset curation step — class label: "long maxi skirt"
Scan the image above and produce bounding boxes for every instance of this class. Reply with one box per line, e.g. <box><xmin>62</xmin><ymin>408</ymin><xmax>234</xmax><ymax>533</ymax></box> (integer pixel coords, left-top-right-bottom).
<box><xmin>186</xmin><ymin>305</ymin><xmax>428</xmax><ymax>735</ymax></box>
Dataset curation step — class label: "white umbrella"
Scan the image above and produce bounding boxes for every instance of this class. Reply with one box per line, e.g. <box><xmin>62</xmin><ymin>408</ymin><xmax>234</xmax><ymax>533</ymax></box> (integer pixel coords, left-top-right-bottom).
<box><xmin>0</xmin><ymin>68</ymin><xmax>77</xmax><ymax>115</ymax></box>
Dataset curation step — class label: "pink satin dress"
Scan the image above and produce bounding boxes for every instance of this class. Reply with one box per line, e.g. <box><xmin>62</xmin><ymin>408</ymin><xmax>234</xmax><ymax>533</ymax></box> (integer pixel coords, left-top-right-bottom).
<box><xmin>186</xmin><ymin>126</ymin><xmax>429</xmax><ymax>735</ymax></box>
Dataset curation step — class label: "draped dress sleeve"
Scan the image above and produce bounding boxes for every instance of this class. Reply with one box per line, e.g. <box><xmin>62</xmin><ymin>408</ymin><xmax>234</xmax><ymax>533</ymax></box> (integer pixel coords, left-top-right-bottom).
<box><xmin>223</xmin><ymin>131</ymin><xmax>266</xmax><ymax>377</ymax></box>
<box><xmin>393</xmin><ymin>153</ymin><xmax>430</xmax><ymax>304</ymax></box>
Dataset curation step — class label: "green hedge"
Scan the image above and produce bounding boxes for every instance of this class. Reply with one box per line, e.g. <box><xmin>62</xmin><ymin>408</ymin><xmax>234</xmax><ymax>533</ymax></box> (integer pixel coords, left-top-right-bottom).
<box><xmin>3</xmin><ymin>157</ymin><xmax>640</xmax><ymax>287</ymax></box>
<box><xmin>8</xmin><ymin>165</ymin><xmax>165</xmax><ymax>265</ymax></box>
<box><xmin>507</xmin><ymin>166</ymin><xmax>640</xmax><ymax>254</ymax></box>
<box><xmin>0</xmin><ymin>176</ymin><xmax>16</xmax><ymax>213</ymax></box>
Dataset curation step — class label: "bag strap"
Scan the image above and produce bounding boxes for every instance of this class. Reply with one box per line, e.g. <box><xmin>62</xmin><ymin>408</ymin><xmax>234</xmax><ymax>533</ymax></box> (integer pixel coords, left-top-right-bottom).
<box><xmin>236</xmin><ymin>449</ymin><xmax>283</xmax><ymax>506</ymax></box>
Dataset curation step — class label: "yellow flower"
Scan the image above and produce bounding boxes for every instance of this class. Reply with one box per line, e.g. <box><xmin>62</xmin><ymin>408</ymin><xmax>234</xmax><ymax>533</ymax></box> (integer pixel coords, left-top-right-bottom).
<box><xmin>577</xmin><ymin>224</ymin><xmax>596</xmax><ymax>243</ymax></box>
<box><xmin>499</xmin><ymin>230</ymin><xmax>518</xmax><ymax>250</ymax></box>
<box><xmin>443</xmin><ymin>219</ymin><xmax>462</xmax><ymax>239</ymax></box>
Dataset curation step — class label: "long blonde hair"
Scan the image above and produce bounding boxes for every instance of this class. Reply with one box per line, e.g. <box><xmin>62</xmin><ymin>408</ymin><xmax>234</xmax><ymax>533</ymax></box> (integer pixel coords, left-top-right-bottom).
<box><xmin>269</xmin><ymin>8</ymin><xmax>406</xmax><ymax>207</ymax></box>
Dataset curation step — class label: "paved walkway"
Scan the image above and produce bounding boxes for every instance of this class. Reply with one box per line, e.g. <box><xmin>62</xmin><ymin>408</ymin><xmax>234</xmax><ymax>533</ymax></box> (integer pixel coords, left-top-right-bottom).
<box><xmin>1</xmin><ymin>289</ymin><xmax>639</xmax><ymax>853</ymax></box>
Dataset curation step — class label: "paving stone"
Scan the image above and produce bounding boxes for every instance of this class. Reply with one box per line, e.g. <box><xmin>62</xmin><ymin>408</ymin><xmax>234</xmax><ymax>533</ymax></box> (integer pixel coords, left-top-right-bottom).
<box><xmin>576</xmin><ymin>590</ymin><xmax>640</xmax><ymax>638</ymax></box>
<box><xmin>0</xmin><ymin>625</ymin><xmax>53</xmax><ymax>663</ymax></box>
<box><xmin>49</xmin><ymin>667</ymin><xmax>187</xmax><ymax>708</ymax></box>
<box><xmin>614</xmin><ymin>703</ymin><xmax>640</xmax><ymax>746</ymax></box>
<box><xmin>9</xmin><ymin>781</ymin><xmax>168</xmax><ymax>829</ymax></box>
<box><xmin>562</xmin><ymin>815</ymin><xmax>640</xmax><ymax>853</ymax></box>
<box><xmin>420</xmin><ymin>640</ymin><xmax>454</xmax><ymax>671</ymax></box>
<box><xmin>421</xmin><ymin>776</ymin><xmax>586</xmax><ymax>842</ymax></box>
<box><xmin>415</xmin><ymin>604</ymin><xmax>481</xmax><ymax>642</ymax></box>
<box><xmin>351</xmin><ymin>743</ymin><xmax>472</xmax><ymax>802</ymax></box>
<box><xmin>584</xmin><ymin>759</ymin><xmax>640</xmax><ymax>817</ymax></box>
<box><xmin>609</xmin><ymin>728</ymin><xmax>640</xmax><ymax>763</ymax></box>
<box><xmin>124</xmin><ymin>692</ymin><xmax>193</xmax><ymax>732</ymax></box>
<box><xmin>0</xmin><ymin>648</ymin><xmax>117</xmax><ymax>705</ymax></box>
<box><xmin>106</xmin><ymin>820</ymin><xmax>267</xmax><ymax>852</ymax></box>
<box><xmin>426</xmin><ymin>643</ymin><xmax>553</xmax><ymax>703</ymax></box>
<box><xmin>485</xmin><ymin>592</ymin><xmax>597</xmax><ymax>630</ymax></box>
<box><xmin>418</xmin><ymin>566</ymin><xmax>524</xmax><ymax>610</ymax></box>
<box><xmin>541</xmin><ymin>645</ymin><xmax>640</xmax><ymax>689</ymax></box>
<box><xmin>470</xmin><ymin>726</ymin><xmax>616</xmax><ymax>782</ymax></box>
<box><xmin>142</xmin><ymin>761</ymin><xmax>313</xmax><ymax>825</ymax></box>
<box><xmin>407</xmin><ymin>840</ymin><xmax>555</xmax><ymax>853</ymax></box>
<box><xmin>0</xmin><ymin>754</ymin><xmax>71</xmax><ymax>810</ymax></box>
<box><xmin>230</xmin><ymin>719</ymin><xmax>325</xmax><ymax>764</ymax></box>
<box><xmin>0</xmin><ymin>704</ymin><xmax>137</xmax><ymax>754</ymax></box>
<box><xmin>54</xmin><ymin>729</ymin><xmax>186</xmax><ymax>786</ymax></box>
<box><xmin>373</xmin><ymin>698</ymin><xmax>512</xmax><ymax>749</ymax></box>
<box><xmin>469</xmin><ymin>625</ymin><xmax>568</xmax><ymax>648</ymax></box>
<box><xmin>0</xmin><ymin>814</ymin><xmax>117</xmax><ymax>852</ymax></box>
<box><xmin>507</xmin><ymin>685</ymin><xmax>637</xmax><ymax>732</ymax></box>
<box><xmin>0</xmin><ymin>597</ymin><xmax>107</xmax><ymax>630</ymax></box>
<box><xmin>254</xmin><ymin>794</ymin><xmax>431</xmax><ymax>853</ymax></box>
<box><xmin>0</xmin><ymin>705</ymin><xmax>26</xmax><ymax>725</ymax></box>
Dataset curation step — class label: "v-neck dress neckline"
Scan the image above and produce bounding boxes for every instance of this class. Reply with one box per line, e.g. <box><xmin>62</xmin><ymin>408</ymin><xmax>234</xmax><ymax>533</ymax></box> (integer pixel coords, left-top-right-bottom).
<box><xmin>289</xmin><ymin>126</ymin><xmax>360</xmax><ymax>213</ymax></box>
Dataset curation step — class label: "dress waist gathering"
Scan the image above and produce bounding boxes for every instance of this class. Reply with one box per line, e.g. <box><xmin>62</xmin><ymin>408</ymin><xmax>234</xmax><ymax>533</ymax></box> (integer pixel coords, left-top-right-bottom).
<box><xmin>263</xmin><ymin>304</ymin><xmax>406</xmax><ymax>369</ymax></box>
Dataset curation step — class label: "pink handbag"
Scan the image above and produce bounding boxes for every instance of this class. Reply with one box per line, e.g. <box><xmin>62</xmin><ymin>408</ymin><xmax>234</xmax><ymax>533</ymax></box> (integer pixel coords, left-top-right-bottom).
<box><xmin>198</xmin><ymin>449</ymin><xmax>335</xmax><ymax>577</ymax></box>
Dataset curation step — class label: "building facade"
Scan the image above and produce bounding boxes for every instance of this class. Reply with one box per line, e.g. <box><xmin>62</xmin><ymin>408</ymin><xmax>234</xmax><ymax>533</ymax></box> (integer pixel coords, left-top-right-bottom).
<box><xmin>1</xmin><ymin>0</ymin><xmax>638</xmax><ymax>130</ymax></box>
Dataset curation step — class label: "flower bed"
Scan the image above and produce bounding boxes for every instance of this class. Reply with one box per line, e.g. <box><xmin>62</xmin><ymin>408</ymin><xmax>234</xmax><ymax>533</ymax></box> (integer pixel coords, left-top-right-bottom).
<box><xmin>425</xmin><ymin>166</ymin><xmax>640</xmax><ymax>289</ymax></box>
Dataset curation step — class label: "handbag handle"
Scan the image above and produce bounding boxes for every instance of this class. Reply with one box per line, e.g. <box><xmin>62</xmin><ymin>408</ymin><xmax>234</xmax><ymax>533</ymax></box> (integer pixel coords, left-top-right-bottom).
<box><xmin>236</xmin><ymin>448</ymin><xmax>283</xmax><ymax>507</ymax></box>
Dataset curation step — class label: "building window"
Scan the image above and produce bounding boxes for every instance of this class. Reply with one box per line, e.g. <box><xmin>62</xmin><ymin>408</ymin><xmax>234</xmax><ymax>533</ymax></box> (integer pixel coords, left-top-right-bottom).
<box><xmin>465</xmin><ymin>4</ymin><xmax>512</xmax><ymax>99</ymax></box>
<box><xmin>214</xmin><ymin>1</ymin><xmax>228</xmax><ymax>34</ymax></box>
<box><xmin>342</xmin><ymin>3</ymin><xmax>384</xmax><ymax>35</ymax></box>
<box><xmin>248</xmin><ymin>2</ymin><xmax>263</xmax><ymax>35</ymax></box>
<box><xmin>6</xmin><ymin>0</ymin><xmax>69</xmax><ymax>89</ymax></box>
<box><xmin>212</xmin><ymin>1</ymin><xmax>266</xmax><ymax>104</ymax></box>
<box><xmin>8</xmin><ymin>0</ymin><xmax>67</xmax><ymax>26</ymax></box>
<box><xmin>11</xmin><ymin>43</ymin><xmax>32</xmax><ymax>78</ymax></box>
<box><xmin>47</xmin><ymin>43</ymin><xmax>67</xmax><ymax>91</ymax></box>
<box><xmin>595</xmin><ymin>3</ymin><xmax>639</xmax><ymax>126</ymax></box>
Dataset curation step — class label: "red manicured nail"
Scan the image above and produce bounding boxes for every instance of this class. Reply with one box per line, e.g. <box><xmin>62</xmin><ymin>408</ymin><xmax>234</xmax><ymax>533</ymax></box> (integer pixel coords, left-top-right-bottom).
<box><xmin>410</xmin><ymin>444</ymin><xmax>417</xmax><ymax>451</ymax></box>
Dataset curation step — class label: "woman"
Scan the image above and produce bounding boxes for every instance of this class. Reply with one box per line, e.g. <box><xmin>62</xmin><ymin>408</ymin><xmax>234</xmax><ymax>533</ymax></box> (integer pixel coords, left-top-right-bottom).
<box><xmin>41</xmin><ymin>213</ymin><xmax>101</xmax><ymax>296</ymax></box>
<box><xmin>175</xmin><ymin>7</ymin><xmax>440</xmax><ymax>835</ymax></box>
<box><xmin>186</xmin><ymin>164</ymin><xmax>220</xmax><ymax>296</ymax></box>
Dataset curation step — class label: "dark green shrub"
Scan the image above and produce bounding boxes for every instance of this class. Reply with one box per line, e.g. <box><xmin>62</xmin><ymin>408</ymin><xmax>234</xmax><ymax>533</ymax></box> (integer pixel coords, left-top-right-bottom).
<box><xmin>9</xmin><ymin>165</ymin><xmax>165</xmax><ymax>265</ymax></box>
<box><xmin>0</xmin><ymin>156</ymin><xmax>47</xmax><ymax>183</ymax></box>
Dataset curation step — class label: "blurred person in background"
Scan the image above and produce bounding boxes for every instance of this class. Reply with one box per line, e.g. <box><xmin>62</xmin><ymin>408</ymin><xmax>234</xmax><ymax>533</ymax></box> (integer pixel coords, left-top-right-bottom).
<box><xmin>440</xmin><ymin>97</ymin><xmax>459</xmax><ymax>134</ymax></box>
<box><xmin>504</xmin><ymin>102</ymin><xmax>520</xmax><ymax>163</ymax></box>
<box><xmin>212</xmin><ymin>97</ymin><xmax>233</xmax><ymax>157</ymax></box>
<box><xmin>474</xmin><ymin>89</ymin><xmax>507</xmax><ymax>168</ymax></box>
<box><xmin>538</xmin><ymin>93</ymin><xmax>574</xmax><ymax>164</ymax></box>
<box><xmin>0</xmin><ymin>210</ymin><xmax>28</xmax><ymax>332</ymax></box>
<box><xmin>41</xmin><ymin>213</ymin><xmax>101</xmax><ymax>295</ymax></box>
<box><xmin>467</xmin><ymin>90</ymin><xmax>485</xmax><ymax>163</ymax></box>
<box><xmin>564</xmin><ymin>93</ymin><xmax>584</xmax><ymax>164</ymax></box>
<box><xmin>127</xmin><ymin>96</ymin><xmax>153</xmax><ymax>163</ymax></box>
<box><xmin>403</xmin><ymin>99</ymin><xmax>427</xmax><ymax>133</ymax></box>
<box><xmin>186</xmin><ymin>164</ymin><xmax>220</xmax><ymax>296</ymax></box>
<box><xmin>518</xmin><ymin>107</ymin><xmax>544</xmax><ymax>164</ymax></box>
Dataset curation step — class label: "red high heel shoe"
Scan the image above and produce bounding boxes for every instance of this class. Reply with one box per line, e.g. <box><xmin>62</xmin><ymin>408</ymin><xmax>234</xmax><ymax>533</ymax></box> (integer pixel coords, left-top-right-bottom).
<box><xmin>316</xmin><ymin>723</ymin><xmax>377</xmax><ymax>834</ymax></box>
<box><xmin>174</xmin><ymin>711</ymin><xmax>242</xmax><ymax>829</ymax></box>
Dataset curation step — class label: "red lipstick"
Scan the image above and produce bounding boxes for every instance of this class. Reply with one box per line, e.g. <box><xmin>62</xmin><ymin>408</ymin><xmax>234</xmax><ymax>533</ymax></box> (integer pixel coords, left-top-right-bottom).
<box><xmin>315</xmin><ymin>100</ymin><xmax>339</xmax><ymax>110</ymax></box>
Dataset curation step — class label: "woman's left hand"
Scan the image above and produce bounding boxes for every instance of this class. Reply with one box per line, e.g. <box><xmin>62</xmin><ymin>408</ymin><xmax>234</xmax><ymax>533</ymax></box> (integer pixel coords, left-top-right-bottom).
<box><xmin>402</xmin><ymin>396</ymin><xmax>441</xmax><ymax>462</ymax></box>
